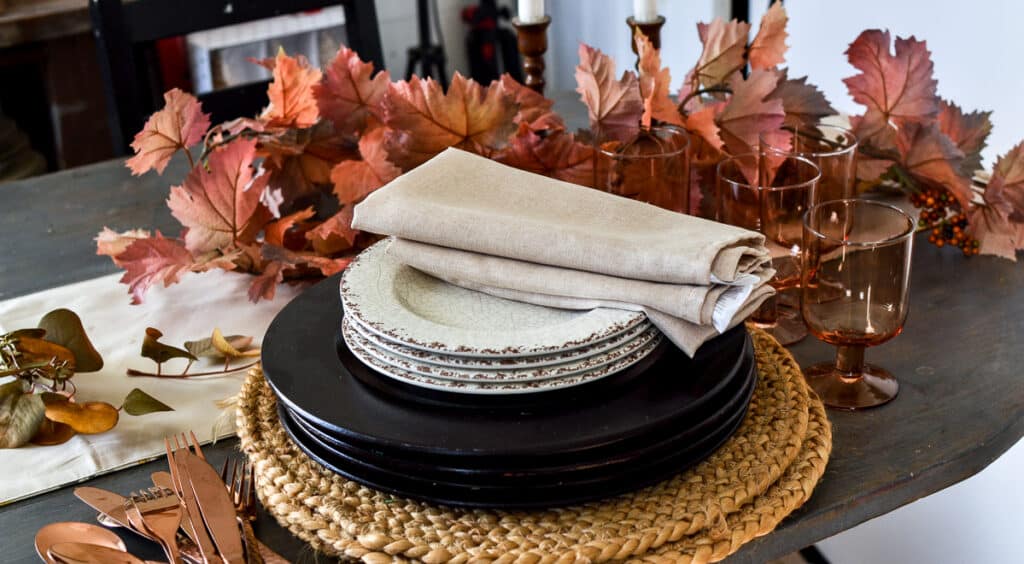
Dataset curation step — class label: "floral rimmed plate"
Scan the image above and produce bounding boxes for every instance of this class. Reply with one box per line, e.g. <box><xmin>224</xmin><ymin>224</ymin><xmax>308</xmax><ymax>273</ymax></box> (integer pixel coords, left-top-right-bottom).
<box><xmin>347</xmin><ymin>315</ymin><xmax>662</xmax><ymax>382</ymax></box>
<box><xmin>347</xmin><ymin>313</ymin><xmax>653</xmax><ymax>370</ymax></box>
<box><xmin>341</xmin><ymin>316</ymin><xmax>663</xmax><ymax>395</ymax></box>
<box><xmin>340</xmin><ymin>241</ymin><xmax>647</xmax><ymax>358</ymax></box>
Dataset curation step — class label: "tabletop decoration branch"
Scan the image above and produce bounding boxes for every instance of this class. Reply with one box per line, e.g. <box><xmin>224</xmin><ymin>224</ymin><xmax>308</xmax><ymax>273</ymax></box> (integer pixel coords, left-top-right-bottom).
<box><xmin>96</xmin><ymin>1</ymin><xmax>1024</xmax><ymax>305</ymax></box>
<box><xmin>126</xmin><ymin>328</ymin><xmax>261</xmax><ymax>379</ymax></box>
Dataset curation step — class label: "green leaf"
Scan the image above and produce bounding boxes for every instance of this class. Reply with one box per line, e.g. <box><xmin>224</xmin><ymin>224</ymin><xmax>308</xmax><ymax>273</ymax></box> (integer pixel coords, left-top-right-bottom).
<box><xmin>122</xmin><ymin>388</ymin><xmax>174</xmax><ymax>416</ymax></box>
<box><xmin>184</xmin><ymin>334</ymin><xmax>253</xmax><ymax>358</ymax></box>
<box><xmin>142</xmin><ymin>328</ymin><xmax>196</xmax><ymax>365</ymax></box>
<box><xmin>38</xmin><ymin>309</ymin><xmax>104</xmax><ymax>372</ymax></box>
<box><xmin>0</xmin><ymin>381</ymin><xmax>46</xmax><ymax>448</ymax></box>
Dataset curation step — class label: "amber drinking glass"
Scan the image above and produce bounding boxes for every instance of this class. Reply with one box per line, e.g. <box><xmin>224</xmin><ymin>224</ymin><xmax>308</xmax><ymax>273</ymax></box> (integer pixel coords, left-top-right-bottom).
<box><xmin>760</xmin><ymin>123</ymin><xmax>858</xmax><ymax>203</ymax></box>
<box><xmin>801</xmin><ymin>199</ymin><xmax>915</xmax><ymax>409</ymax></box>
<box><xmin>717</xmin><ymin>153</ymin><xmax>820</xmax><ymax>345</ymax></box>
<box><xmin>601</xmin><ymin>126</ymin><xmax>691</xmax><ymax>214</ymax></box>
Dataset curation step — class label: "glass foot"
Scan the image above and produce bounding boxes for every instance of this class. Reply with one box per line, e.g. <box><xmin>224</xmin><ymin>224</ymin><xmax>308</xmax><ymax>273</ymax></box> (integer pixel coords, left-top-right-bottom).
<box><xmin>804</xmin><ymin>362</ymin><xmax>899</xmax><ymax>410</ymax></box>
<box><xmin>751</xmin><ymin>310</ymin><xmax>807</xmax><ymax>346</ymax></box>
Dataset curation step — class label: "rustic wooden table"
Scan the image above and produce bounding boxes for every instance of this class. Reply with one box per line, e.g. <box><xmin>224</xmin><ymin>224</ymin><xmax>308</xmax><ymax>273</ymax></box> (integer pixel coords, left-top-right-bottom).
<box><xmin>0</xmin><ymin>151</ymin><xmax>1022</xmax><ymax>562</ymax></box>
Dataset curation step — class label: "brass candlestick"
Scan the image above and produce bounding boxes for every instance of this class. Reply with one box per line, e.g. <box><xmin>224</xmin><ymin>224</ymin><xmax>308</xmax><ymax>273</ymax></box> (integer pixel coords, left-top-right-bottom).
<box><xmin>512</xmin><ymin>15</ymin><xmax>551</xmax><ymax>94</ymax></box>
<box><xmin>628</xmin><ymin>15</ymin><xmax>666</xmax><ymax>67</ymax></box>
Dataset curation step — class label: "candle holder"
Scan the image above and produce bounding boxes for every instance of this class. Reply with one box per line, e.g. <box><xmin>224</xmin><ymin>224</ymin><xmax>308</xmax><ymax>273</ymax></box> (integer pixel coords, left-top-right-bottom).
<box><xmin>627</xmin><ymin>15</ymin><xmax>666</xmax><ymax>67</ymax></box>
<box><xmin>512</xmin><ymin>15</ymin><xmax>551</xmax><ymax>94</ymax></box>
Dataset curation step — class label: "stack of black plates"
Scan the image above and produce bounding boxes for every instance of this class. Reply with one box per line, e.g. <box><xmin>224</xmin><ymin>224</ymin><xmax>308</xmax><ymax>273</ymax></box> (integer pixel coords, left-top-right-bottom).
<box><xmin>263</xmin><ymin>275</ymin><xmax>757</xmax><ymax>508</ymax></box>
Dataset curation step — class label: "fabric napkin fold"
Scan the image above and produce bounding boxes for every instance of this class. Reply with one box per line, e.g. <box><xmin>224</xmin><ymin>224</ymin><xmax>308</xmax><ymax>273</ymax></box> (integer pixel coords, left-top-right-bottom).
<box><xmin>353</xmin><ymin>148</ymin><xmax>769</xmax><ymax>286</ymax></box>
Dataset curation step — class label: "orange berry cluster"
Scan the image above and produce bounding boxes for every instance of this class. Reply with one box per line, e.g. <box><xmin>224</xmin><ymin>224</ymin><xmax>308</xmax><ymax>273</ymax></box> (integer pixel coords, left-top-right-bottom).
<box><xmin>910</xmin><ymin>188</ymin><xmax>981</xmax><ymax>256</ymax></box>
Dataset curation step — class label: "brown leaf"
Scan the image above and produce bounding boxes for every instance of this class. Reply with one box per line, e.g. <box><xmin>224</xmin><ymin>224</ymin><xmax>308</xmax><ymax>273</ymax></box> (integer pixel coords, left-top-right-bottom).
<box><xmin>314</xmin><ymin>46</ymin><xmax>390</xmax><ymax>135</ymax></box>
<box><xmin>937</xmin><ymin>99</ymin><xmax>992</xmax><ymax>177</ymax></box>
<box><xmin>141</xmin><ymin>327</ymin><xmax>196</xmax><ymax>365</ymax></box>
<box><xmin>382</xmin><ymin>73</ymin><xmax>519</xmax><ymax>170</ymax></box>
<box><xmin>262</xmin><ymin>51</ymin><xmax>322</xmax><ymax>128</ymax></box>
<box><xmin>987</xmin><ymin>141</ymin><xmax>1024</xmax><ymax>222</ymax></box>
<box><xmin>185</xmin><ymin>334</ymin><xmax>254</xmax><ymax>358</ymax></box>
<box><xmin>16</xmin><ymin>337</ymin><xmax>76</xmax><ymax>367</ymax></box>
<box><xmin>258</xmin><ymin>121</ymin><xmax>359</xmax><ymax>201</ymax></box>
<box><xmin>0</xmin><ymin>380</ymin><xmax>45</xmax><ymax>449</ymax></box>
<box><xmin>635</xmin><ymin>31</ymin><xmax>683</xmax><ymax>128</ymax></box>
<box><xmin>894</xmin><ymin>121</ymin><xmax>972</xmax><ymax>209</ymax></box>
<box><xmin>45</xmin><ymin>401</ymin><xmax>119</xmax><ymax>435</ymax></box>
<box><xmin>498</xmin><ymin>74</ymin><xmax>564</xmax><ymax>130</ymax></box>
<box><xmin>126</xmin><ymin>89</ymin><xmax>210</xmax><ymax>175</ymax></box>
<box><xmin>248</xmin><ymin>261</ymin><xmax>286</xmax><ymax>303</ymax></box>
<box><xmin>115</xmin><ymin>233</ymin><xmax>195</xmax><ymax>304</ymax></box>
<box><xmin>748</xmin><ymin>1</ymin><xmax>788</xmax><ymax>70</ymax></box>
<box><xmin>497</xmin><ymin>123</ymin><xmax>596</xmax><ymax>188</ymax></box>
<box><xmin>168</xmin><ymin>139</ymin><xmax>271</xmax><ymax>253</ymax></box>
<box><xmin>37</xmin><ymin>309</ymin><xmax>104</xmax><ymax>372</ymax></box>
<box><xmin>575</xmin><ymin>44</ymin><xmax>643</xmax><ymax>141</ymax></box>
<box><xmin>691</xmin><ymin>18</ymin><xmax>750</xmax><ymax>89</ymax></box>
<box><xmin>306</xmin><ymin>207</ymin><xmax>357</xmax><ymax>255</ymax></box>
<box><xmin>968</xmin><ymin>141</ymin><xmax>1024</xmax><ymax>259</ymax></box>
<box><xmin>30</xmin><ymin>418</ymin><xmax>76</xmax><ymax>446</ymax></box>
<box><xmin>264</xmin><ymin>207</ymin><xmax>315</xmax><ymax>248</ymax></box>
<box><xmin>331</xmin><ymin>127</ymin><xmax>401</xmax><ymax>208</ymax></box>
<box><xmin>211</xmin><ymin>328</ymin><xmax>261</xmax><ymax>358</ymax></box>
<box><xmin>263</xmin><ymin>244</ymin><xmax>353</xmax><ymax>277</ymax></box>
<box><xmin>767</xmin><ymin>69</ymin><xmax>835</xmax><ymax>129</ymax></box>
<box><xmin>717</xmin><ymin>70</ymin><xmax>787</xmax><ymax>157</ymax></box>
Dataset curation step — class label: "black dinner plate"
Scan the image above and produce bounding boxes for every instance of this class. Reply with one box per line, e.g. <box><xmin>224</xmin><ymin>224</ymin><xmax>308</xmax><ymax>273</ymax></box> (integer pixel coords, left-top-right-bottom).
<box><xmin>261</xmin><ymin>275</ymin><xmax>755</xmax><ymax>459</ymax></box>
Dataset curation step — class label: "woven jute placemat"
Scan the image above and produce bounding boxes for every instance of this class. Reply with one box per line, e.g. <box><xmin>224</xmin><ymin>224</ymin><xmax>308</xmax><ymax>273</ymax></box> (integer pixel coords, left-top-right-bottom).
<box><xmin>237</xmin><ymin>328</ymin><xmax>831</xmax><ymax>563</ymax></box>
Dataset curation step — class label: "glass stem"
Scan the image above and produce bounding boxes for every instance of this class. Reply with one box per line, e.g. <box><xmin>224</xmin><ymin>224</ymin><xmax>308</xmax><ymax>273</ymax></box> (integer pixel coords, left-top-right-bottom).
<box><xmin>835</xmin><ymin>344</ymin><xmax>865</xmax><ymax>379</ymax></box>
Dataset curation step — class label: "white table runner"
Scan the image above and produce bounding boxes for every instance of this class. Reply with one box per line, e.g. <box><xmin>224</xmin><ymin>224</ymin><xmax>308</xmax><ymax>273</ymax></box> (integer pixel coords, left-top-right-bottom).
<box><xmin>0</xmin><ymin>272</ymin><xmax>301</xmax><ymax>504</ymax></box>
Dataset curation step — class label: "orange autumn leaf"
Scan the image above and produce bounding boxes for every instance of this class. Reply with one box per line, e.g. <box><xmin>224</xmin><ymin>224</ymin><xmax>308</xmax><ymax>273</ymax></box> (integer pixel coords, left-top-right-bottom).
<box><xmin>45</xmin><ymin>400</ymin><xmax>119</xmax><ymax>435</ymax></box>
<box><xmin>748</xmin><ymin>1</ymin><xmax>788</xmax><ymax>70</ymax></box>
<box><xmin>684</xmin><ymin>100</ymin><xmax>726</xmax><ymax>153</ymax></box>
<box><xmin>115</xmin><ymin>232</ymin><xmax>195</xmax><ymax>304</ymax></box>
<box><xmin>844</xmin><ymin>30</ymin><xmax>938</xmax><ymax>143</ymax></box>
<box><xmin>306</xmin><ymin>207</ymin><xmax>358</xmax><ymax>255</ymax></box>
<box><xmin>498</xmin><ymin>74</ymin><xmax>564</xmax><ymax>130</ymax></box>
<box><xmin>126</xmin><ymin>89</ymin><xmax>210</xmax><ymax>175</ymax></box>
<box><xmin>259</xmin><ymin>121</ymin><xmax>359</xmax><ymax>201</ymax></box>
<box><xmin>894</xmin><ymin>121</ymin><xmax>972</xmax><ymax>209</ymax></box>
<box><xmin>635</xmin><ymin>31</ymin><xmax>683</xmax><ymax>128</ymax></box>
<box><xmin>691</xmin><ymin>18</ymin><xmax>750</xmax><ymax>89</ymax></box>
<box><xmin>497</xmin><ymin>123</ymin><xmax>595</xmax><ymax>188</ymax></box>
<box><xmin>16</xmin><ymin>337</ymin><xmax>76</xmax><ymax>367</ymax></box>
<box><xmin>314</xmin><ymin>46</ymin><xmax>390</xmax><ymax>136</ymax></box>
<box><xmin>168</xmin><ymin>139</ymin><xmax>270</xmax><ymax>253</ymax></box>
<box><xmin>575</xmin><ymin>44</ymin><xmax>643</xmax><ymax>142</ymax></box>
<box><xmin>717</xmin><ymin>70</ymin><xmax>787</xmax><ymax>157</ymax></box>
<box><xmin>937</xmin><ymin>99</ymin><xmax>992</xmax><ymax>177</ymax></box>
<box><xmin>331</xmin><ymin>127</ymin><xmax>401</xmax><ymax>208</ymax></box>
<box><xmin>264</xmin><ymin>207</ymin><xmax>315</xmax><ymax>248</ymax></box>
<box><xmin>382</xmin><ymin>73</ymin><xmax>518</xmax><ymax>170</ymax></box>
<box><xmin>262</xmin><ymin>51</ymin><xmax>322</xmax><ymax>129</ymax></box>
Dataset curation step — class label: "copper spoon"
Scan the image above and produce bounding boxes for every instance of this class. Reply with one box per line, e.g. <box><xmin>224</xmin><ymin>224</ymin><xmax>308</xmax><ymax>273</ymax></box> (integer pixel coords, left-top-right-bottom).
<box><xmin>48</xmin><ymin>542</ymin><xmax>148</xmax><ymax>564</ymax></box>
<box><xmin>34</xmin><ymin>522</ymin><xmax>125</xmax><ymax>564</ymax></box>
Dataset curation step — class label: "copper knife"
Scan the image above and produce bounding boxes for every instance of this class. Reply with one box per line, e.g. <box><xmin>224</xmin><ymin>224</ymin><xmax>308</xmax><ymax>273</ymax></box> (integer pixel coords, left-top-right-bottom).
<box><xmin>182</xmin><ymin>453</ymin><xmax>246</xmax><ymax>564</ymax></box>
<box><xmin>155</xmin><ymin>468</ymin><xmax>216</xmax><ymax>564</ymax></box>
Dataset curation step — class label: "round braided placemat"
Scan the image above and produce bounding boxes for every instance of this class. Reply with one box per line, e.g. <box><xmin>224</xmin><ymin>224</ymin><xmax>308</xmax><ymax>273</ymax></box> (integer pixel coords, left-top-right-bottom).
<box><xmin>238</xmin><ymin>328</ymin><xmax>831</xmax><ymax>563</ymax></box>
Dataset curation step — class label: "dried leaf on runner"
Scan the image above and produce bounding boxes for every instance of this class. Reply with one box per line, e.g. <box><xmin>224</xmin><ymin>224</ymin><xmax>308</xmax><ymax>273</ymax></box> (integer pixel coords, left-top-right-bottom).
<box><xmin>844</xmin><ymin>30</ymin><xmax>938</xmax><ymax>143</ymax></box>
<box><xmin>937</xmin><ymin>99</ymin><xmax>992</xmax><ymax>177</ymax></box>
<box><xmin>126</xmin><ymin>89</ymin><xmax>210</xmax><ymax>175</ymax></box>
<box><xmin>968</xmin><ymin>142</ymin><xmax>1024</xmax><ymax>259</ymax></box>
<box><xmin>258</xmin><ymin>121</ymin><xmax>359</xmax><ymax>202</ymax></box>
<box><xmin>185</xmin><ymin>333</ymin><xmax>255</xmax><ymax>359</ymax></box>
<box><xmin>767</xmin><ymin>69</ymin><xmax>835</xmax><ymax>129</ymax></box>
<box><xmin>95</xmin><ymin>228</ymin><xmax>151</xmax><ymax>266</ymax></box>
<box><xmin>748</xmin><ymin>1</ymin><xmax>788</xmax><ymax>71</ymax></box>
<box><xmin>15</xmin><ymin>337</ymin><xmax>76</xmax><ymax>367</ymax></box>
<box><xmin>0</xmin><ymin>381</ymin><xmax>45</xmax><ymax>448</ymax></box>
<box><xmin>306</xmin><ymin>207</ymin><xmax>357</xmax><ymax>255</ymax></box>
<box><xmin>37</xmin><ymin>309</ymin><xmax>104</xmax><ymax>372</ymax></box>
<box><xmin>498</xmin><ymin>74</ymin><xmax>563</xmax><ymax>130</ymax></box>
<box><xmin>314</xmin><ymin>46</ymin><xmax>390</xmax><ymax>135</ymax></box>
<box><xmin>894</xmin><ymin>121</ymin><xmax>972</xmax><ymax>209</ymax></box>
<box><xmin>635</xmin><ymin>31</ymin><xmax>682</xmax><ymax>128</ymax></box>
<box><xmin>45</xmin><ymin>400</ymin><xmax>119</xmax><ymax>435</ymax></box>
<box><xmin>383</xmin><ymin>73</ymin><xmax>518</xmax><ymax>170</ymax></box>
<box><xmin>122</xmin><ymin>388</ymin><xmax>174</xmax><ymax>416</ymax></box>
<box><xmin>331</xmin><ymin>127</ymin><xmax>400</xmax><ymax>208</ymax></box>
<box><xmin>717</xmin><ymin>70</ymin><xmax>787</xmax><ymax>156</ymax></box>
<box><xmin>210</xmin><ymin>328</ymin><xmax>261</xmax><ymax>358</ymax></box>
<box><xmin>142</xmin><ymin>327</ymin><xmax>197</xmax><ymax>366</ymax></box>
<box><xmin>575</xmin><ymin>44</ymin><xmax>643</xmax><ymax>141</ymax></box>
<box><xmin>264</xmin><ymin>207</ymin><xmax>315</xmax><ymax>248</ymax></box>
<box><xmin>30</xmin><ymin>418</ymin><xmax>76</xmax><ymax>446</ymax></box>
<box><xmin>168</xmin><ymin>139</ymin><xmax>270</xmax><ymax>253</ymax></box>
<box><xmin>691</xmin><ymin>18</ymin><xmax>750</xmax><ymax>89</ymax></box>
<box><xmin>497</xmin><ymin>124</ymin><xmax>595</xmax><ymax>187</ymax></box>
<box><xmin>262</xmin><ymin>51</ymin><xmax>322</xmax><ymax>128</ymax></box>
<box><xmin>115</xmin><ymin>232</ymin><xmax>195</xmax><ymax>304</ymax></box>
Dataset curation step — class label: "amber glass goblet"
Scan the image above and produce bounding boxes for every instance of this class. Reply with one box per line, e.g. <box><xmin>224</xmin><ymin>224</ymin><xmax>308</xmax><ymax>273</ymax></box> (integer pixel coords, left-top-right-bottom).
<box><xmin>801</xmin><ymin>199</ymin><xmax>915</xmax><ymax>410</ymax></box>
<box><xmin>601</xmin><ymin>126</ymin><xmax>691</xmax><ymax>214</ymax></box>
<box><xmin>717</xmin><ymin>153</ymin><xmax>820</xmax><ymax>345</ymax></box>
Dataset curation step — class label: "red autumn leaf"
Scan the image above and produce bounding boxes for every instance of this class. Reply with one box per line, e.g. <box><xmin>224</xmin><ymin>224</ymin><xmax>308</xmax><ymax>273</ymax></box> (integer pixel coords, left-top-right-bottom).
<box><xmin>248</xmin><ymin>261</ymin><xmax>286</xmax><ymax>303</ymax></box>
<box><xmin>313</xmin><ymin>46</ymin><xmax>390</xmax><ymax>136</ymax></box>
<box><xmin>767</xmin><ymin>69</ymin><xmax>835</xmax><ymax>129</ymax></box>
<box><xmin>498</xmin><ymin>74</ymin><xmax>563</xmax><ymax>130</ymax></box>
<box><xmin>259</xmin><ymin>121</ymin><xmax>359</xmax><ymax>202</ymax></box>
<box><xmin>115</xmin><ymin>232</ymin><xmax>194</xmax><ymax>304</ymax></box>
<box><xmin>264</xmin><ymin>207</ymin><xmax>315</xmax><ymax>248</ymax></box>
<box><xmin>382</xmin><ymin>73</ymin><xmax>519</xmax><ymax>170</ymax></box>
<box><xmin>497</xmin><ymin>123</ymin><xmax>595</xmax><ymax>188</ymax></box>
<box><xmin>844</xmin><ymin>30</ymin><xmax>938</xmax><ymax>143</ymax></box>
<box><xmin>968</xmin><ymin>142</ymin><xmax>1024</xmax><ymax>260</ymax></box>
<box><xmin>717</xmin><ymin>70</ymin><xmax>787</xmax><ymax>157</ymax></box>
<box><xmin>984</xmin><ymin>141</ymin><xmax>1024</xmax><ymax>222</ymax></box>
<box><xmin>262</xmin><ymin>51</ymin><xmax>322</xmax><ymax>129</ymax></box>
<box><xmin>250</xmin><ymin>246</ymin><xmax>354</xmax><ymax>301</ymax></box>
<box><xmin>937</xmin><ymin>99</ymin><xmax>992</xmax><ymax>177</ymax></box>
<box><xmin>635</xmin><ymin>31</ymin><xmax>683</xmax><ymax>128</ymax></box>
<box><xmin>167</xmin><ymin>139</ymin><xmax>271</xmax><ymax>253</ymax></box>
<box><xmin>331</xmin><ymin>127</ymin><xmax>401</xmax><ymax>208</ymax></box>
<box><xmin>748</xmin><ymin>1</ymin><xmax>788</xmax><ymax>71</ymax></box>
<box><xmin>306</xmin><ymin>207</ymin><xmax>357</xmax><ymax>255</ymax></box>
<box><xmin>126</xmin><ymin>89</ymin><xmax>210</xmax><ymax>176</ymax></box>
<box><xmin>575</xmin><ymin>44</ymin><xmax>643</xmax><ymax>142</ymax></box>
<box><xmin>894</xmin><ymin>121</ymin><xmax>972</xmax><ymax>209</ymax></box>
<box><xmin>95</xmin><ymin>228</ymin><xmax>152</xmax><ymax>266</ymax></box>
<box><xmin>691</xmin><ymin>18</ymin><xmax>750</xmax><ymax>89</ymax></box>
<box><xmin>684</xmin><ymin>100</ymin><xmax>726</xmax><ymax>153</ymax></box>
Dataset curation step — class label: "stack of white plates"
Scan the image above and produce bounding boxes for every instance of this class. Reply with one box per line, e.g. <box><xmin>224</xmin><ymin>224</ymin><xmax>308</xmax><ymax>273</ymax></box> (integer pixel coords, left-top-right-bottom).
<box><xmin>339</xmin><ymin>242</ymin><xmax>663</xmax><ymax>395</ymax></box>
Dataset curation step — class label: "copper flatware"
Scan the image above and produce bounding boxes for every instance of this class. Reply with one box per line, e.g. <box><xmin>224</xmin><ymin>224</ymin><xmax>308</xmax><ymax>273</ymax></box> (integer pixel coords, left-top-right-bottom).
<box><xmin>181</xmin><ymin>454</ymin><xmax>246</xmax><ymax>564</ymax></box>
<box><xmin>163</xmin><ymin>436</ymin><xmax>218</xmax><ymax>564</ymax></box>
<box><xmin>73</xmin><ymin>487</ymin><xmax>139</xmax><ymax>533</ymax></box>
<box><xmin>125</xmin><ymin>488</ymin><xmax>183</xmax><ymax>564</ymax></box>
<box><xmin>47</xmin><ymin>542</ymin><xmax>147</xmax><ymax>564</ymax></box>
<box><xmin>34</xmin><ymin>522</ymin><xmax>125</xmax><ymax>564</ymax></box>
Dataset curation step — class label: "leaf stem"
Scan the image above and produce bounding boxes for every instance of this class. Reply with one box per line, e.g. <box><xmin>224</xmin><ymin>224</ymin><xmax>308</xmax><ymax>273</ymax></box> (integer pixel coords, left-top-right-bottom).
<box><xmin>677</xmin><ymin>86</ymin><xmax>732</xmax><ymax>115</ymax></box>
<box><xmin>126</xmin><ymin>360</ymin><xmax>259</xmax><ymax>378</ymax></box>
<box><xmin>184</xmin><ymin>148</ymin><xmax>195</xmax><ymax>169</ymax></box>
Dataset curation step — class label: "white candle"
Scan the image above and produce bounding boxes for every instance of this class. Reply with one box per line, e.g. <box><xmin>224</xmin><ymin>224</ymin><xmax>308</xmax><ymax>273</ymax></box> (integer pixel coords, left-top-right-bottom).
<box><xmin>633</xmin><ymin>0</ymin><xmax>658</xmax><ymax>23</ymax></box>
<box><xmin>518</xmin><ymin>0</ymin><xmax>544</xmax><ymax>23</ymax></box>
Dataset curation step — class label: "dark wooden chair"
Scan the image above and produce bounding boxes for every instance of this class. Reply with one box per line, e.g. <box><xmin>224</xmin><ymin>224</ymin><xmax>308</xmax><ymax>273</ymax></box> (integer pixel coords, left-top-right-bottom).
<box><xmin>89</xmin><ymin>0</ymin><xmax>385</xmax><ymax>155</ymax></box>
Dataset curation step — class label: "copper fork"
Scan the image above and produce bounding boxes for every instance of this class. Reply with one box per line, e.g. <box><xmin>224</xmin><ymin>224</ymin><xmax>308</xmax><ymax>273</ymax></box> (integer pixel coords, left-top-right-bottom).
<box><xmin>165</xmin><ymin>433</ymin><xmax>216</xmax><ymax>564</ymax></box>
<box><xmin>222</xmin><ymin>458</ymin><xmax>289</xmax><ymax>564</ymax></box>
<box><xmin>124</xmin><ymin>488</ymin><xmax>183</xmax><ymax>564</ymax></box>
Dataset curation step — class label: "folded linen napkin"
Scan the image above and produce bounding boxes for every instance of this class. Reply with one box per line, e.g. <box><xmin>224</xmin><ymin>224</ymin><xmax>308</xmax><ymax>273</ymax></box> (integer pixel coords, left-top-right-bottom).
<box><xmin>353</xmin><ymin>148</ymin><xmax>769</xmax><ymax>286</ymax></box>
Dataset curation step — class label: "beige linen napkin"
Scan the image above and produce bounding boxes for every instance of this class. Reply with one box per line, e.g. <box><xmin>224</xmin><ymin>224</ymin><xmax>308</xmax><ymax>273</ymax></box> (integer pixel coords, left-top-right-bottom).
<box><xmin>352</xmin><ymin>148</ymin><xmax>769</xmax><ymax>286</ymax></box>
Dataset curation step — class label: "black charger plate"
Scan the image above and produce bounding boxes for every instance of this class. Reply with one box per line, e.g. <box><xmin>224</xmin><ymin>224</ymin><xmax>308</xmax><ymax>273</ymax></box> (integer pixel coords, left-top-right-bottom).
<box><xmin>261</xmin><ymin>275</ymin><xmax>755</xmax><ymax>459</ymax></box>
